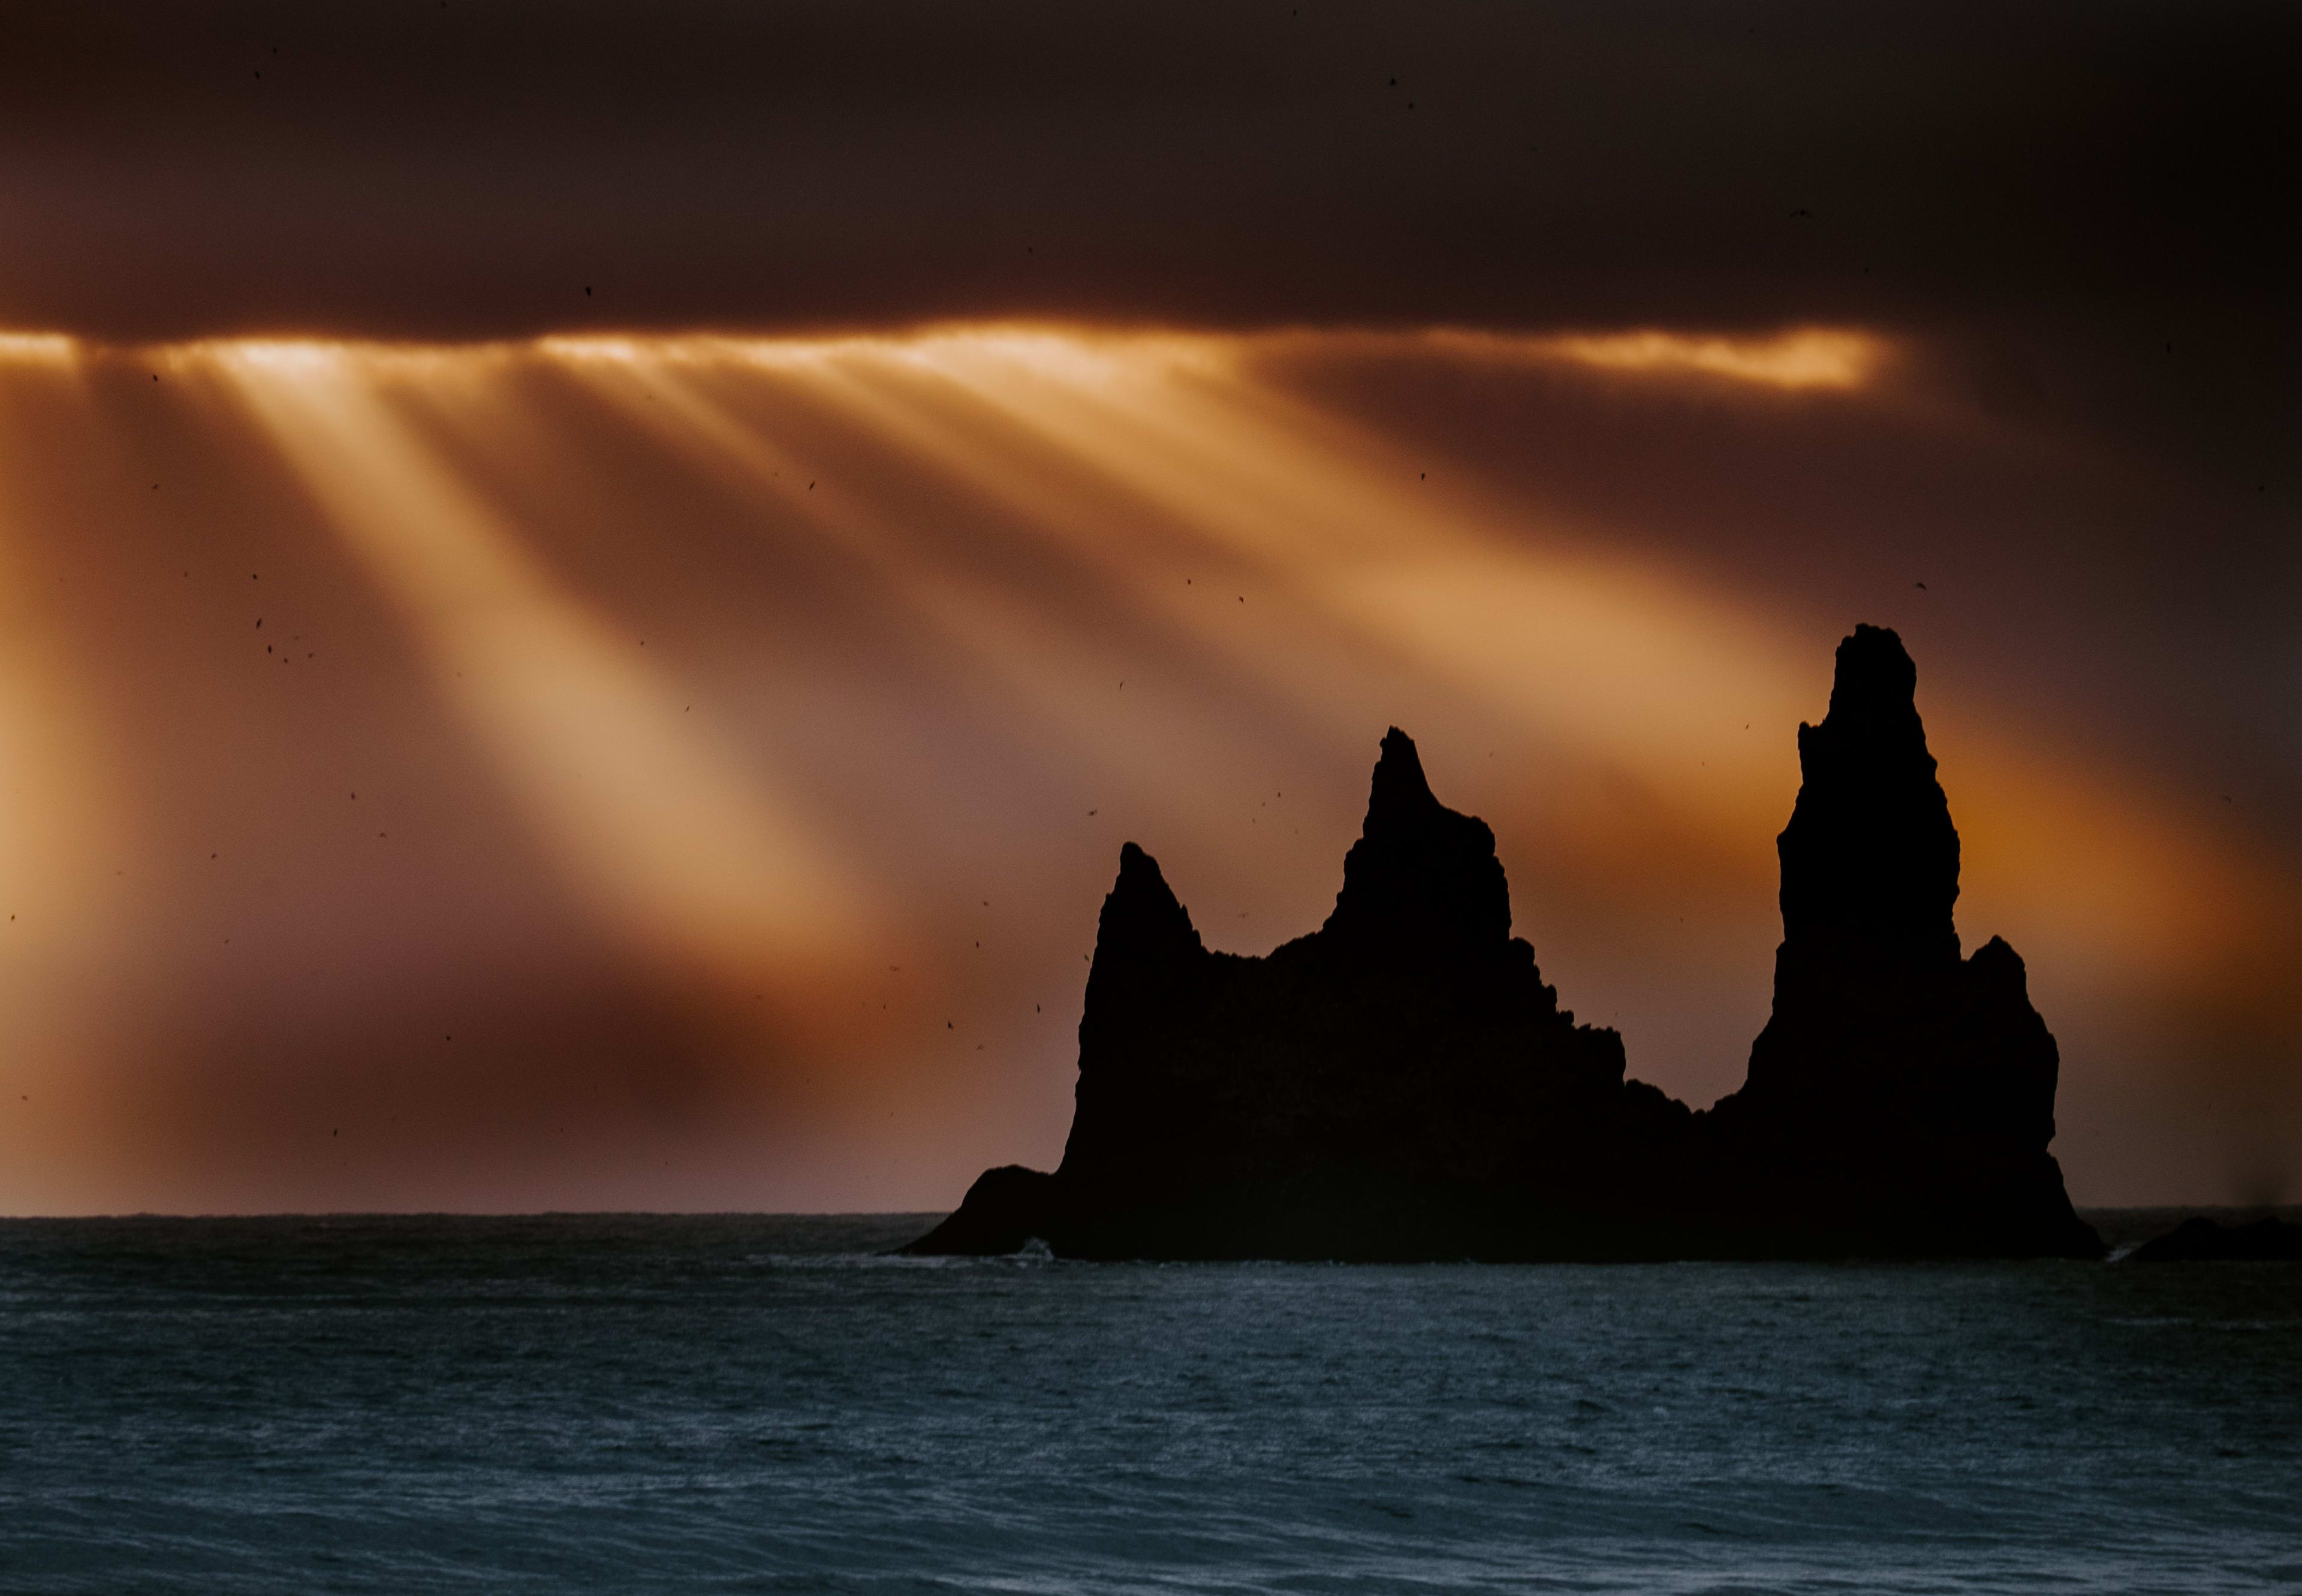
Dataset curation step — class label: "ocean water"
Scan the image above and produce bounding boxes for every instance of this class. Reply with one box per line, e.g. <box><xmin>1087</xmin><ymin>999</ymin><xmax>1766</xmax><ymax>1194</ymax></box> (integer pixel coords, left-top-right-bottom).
<box><xmin>1</xmin><ymin>1215</ymin><xmax>2295</xmax><ymax>1594</ymax></box>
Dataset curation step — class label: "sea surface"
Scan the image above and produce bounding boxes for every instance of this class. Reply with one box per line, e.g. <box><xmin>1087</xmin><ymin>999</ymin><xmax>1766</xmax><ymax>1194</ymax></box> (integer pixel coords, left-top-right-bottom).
<box><xmin>1</xmin><ymin>1214</ymin><xmax>2296</xmax><ymax>1594</ymax></box>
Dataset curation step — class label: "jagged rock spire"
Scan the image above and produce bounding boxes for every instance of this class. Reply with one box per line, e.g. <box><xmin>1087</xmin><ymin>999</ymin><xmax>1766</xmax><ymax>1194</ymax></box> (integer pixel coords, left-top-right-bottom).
<box><xmin>1063</xmin><ymin>842</ymin><xmax>1210</xmax><ymax>1211</ymax></box>
<box><xmin>1323</xmin><ymin>727</ymin><xmax>1511</xmax><ymax>952</ymax></box>
<box><xmin>1364</xmin><ymin>726</ymin><xmax>1442</xmax><ymax>832</ymax></box>
<box><xmin>1082</xmin><ymin>843</ymin><xmax>1204</xmax><ymax>1004</ymax></box>
<box><xmin>909</xmin><ymin>639</ymin><xmax>2098</xmax><ymax>1263</ymax></box>
<box><xmin>1776</xmin><ymin>624</ymin><xmax>1960</xmax><ymax>960</ymax></box>
<box><xmin>1710</xmin><ymin>624</ymin><xmax>2093</xmax><ymax>1258</ymax></box>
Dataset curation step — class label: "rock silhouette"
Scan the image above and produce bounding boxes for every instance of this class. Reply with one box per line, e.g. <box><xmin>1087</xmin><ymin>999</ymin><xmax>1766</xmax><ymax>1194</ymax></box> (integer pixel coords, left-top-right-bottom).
<box><xmin>2129</xmin><ymin>1215</ymin><xmax>2302</xmax><ymax>1262</ymax></box>
<box><xmin>908</xmin><ymin>626</ymin><xmax>2101</xmax><ymax>1260</ymax></box>
<box><xmin>1701</xmin><ymin>625</ymin><xmax>2099</xmax><ymax>1257</ymax></box>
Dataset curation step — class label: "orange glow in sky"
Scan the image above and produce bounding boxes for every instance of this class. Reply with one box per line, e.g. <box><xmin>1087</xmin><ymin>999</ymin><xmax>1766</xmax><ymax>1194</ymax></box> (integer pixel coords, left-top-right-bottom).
<box><xmin>0</xmin><ymin>323</ymin><xmax>2289</xmax><ymax>1212</ymax></box>
<box><xmin>1527</xmin><ymin>327</ymin><xmax>1887</xmax><ymax>389</ymax></box>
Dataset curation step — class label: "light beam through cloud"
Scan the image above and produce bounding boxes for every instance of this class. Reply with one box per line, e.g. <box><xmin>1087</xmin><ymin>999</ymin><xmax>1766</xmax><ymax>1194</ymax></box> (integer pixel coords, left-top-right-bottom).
<box><xmin>195</xmin><ymin>340</ymin><xmax>883</xmax><ymax>1045</ymax></box>
<box><xmin>0</xmin><ymin>321</ymin><xmax>2285</xmax><ymax>1210</ymax></box>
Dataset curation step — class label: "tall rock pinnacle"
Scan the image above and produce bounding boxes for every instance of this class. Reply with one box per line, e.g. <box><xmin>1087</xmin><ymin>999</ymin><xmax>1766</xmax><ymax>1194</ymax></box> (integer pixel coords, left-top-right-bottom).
<box><xmin>1776</xmin><ymin>624</ymin><xmax>1960</xmax><ymax>961</ymax></box>
<box><xmin>1067</xmin><ymin>841</ymin><xmax>1209</xmax><ymax>1210</ymax></box>
<box><xmin>1711</xmin><ymin>623</ymin><xmax>2096</xmax><ymax>1257</ymax></box>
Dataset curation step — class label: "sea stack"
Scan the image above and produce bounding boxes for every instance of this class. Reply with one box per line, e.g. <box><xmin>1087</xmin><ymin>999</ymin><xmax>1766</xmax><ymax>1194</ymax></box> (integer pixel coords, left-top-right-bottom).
<box><xmin>910</xmin><ymin>729</ymin><xmax>1686</xmax><ymax>1260</ymax></box>
<box><xmin>909</xmin><ymin>626</ymin><xmax>2100</xmax><ymax>1261</ymax></box>
<box><xmin>1701</xmin><ymin>624</ymin><xmax>2099</xmax><ymax>1256</ymax></box>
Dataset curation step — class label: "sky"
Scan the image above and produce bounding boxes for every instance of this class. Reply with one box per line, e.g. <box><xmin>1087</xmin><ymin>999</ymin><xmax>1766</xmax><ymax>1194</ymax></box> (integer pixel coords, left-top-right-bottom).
<box><xmin>0</xmin><ymin>2</ymin><xmax>2292</xmax><ymax>1213</ymax></box>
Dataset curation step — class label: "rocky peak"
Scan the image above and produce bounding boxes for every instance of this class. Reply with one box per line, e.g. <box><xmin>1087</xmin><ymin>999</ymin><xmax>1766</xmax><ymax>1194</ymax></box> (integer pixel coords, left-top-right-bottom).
<box><xmin>1322</xmin><ymin>728</ymin><xmax>1512</xmax><ymax>952</ymax></box>
<box><xmin>1364</xmin><ymin>726</ymin><xmax>1442</xmax><ymax>832</ymax></box>
<box><xmin>913</xmin><ymin>631</ymin><xmax>2098</xmax><ymax>1263</ymax></box>
<box><xmin>1777</xmin><ymin>625</ymin><xmax>1960</xmax><ymax>959</ymax></box>
<box><xmin>1088</xmin><ymin>842</ymin><xmax>1204</xmax><ymax>976</ymax></box>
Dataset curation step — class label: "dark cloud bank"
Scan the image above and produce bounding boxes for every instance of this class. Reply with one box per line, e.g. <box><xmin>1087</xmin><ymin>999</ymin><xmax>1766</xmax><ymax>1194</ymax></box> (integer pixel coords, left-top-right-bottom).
<box><xmin>5</xmin><ymin>2</ymin><xmax>2292</xmax><ymax>455</ymax></box>
<box><xmin>4</xmin><ymin>4</ymin><xmax>2288</xmax><ymax>503</ymax></box>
